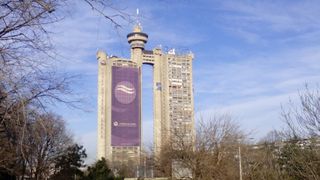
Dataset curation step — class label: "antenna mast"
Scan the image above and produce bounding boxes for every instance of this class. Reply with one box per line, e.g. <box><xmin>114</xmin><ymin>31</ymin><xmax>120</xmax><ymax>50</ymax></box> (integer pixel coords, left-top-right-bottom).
<box><xmin>136</xmin><ymin>8</ymin><xmax>141</xmax><ymax>27</ymax></box>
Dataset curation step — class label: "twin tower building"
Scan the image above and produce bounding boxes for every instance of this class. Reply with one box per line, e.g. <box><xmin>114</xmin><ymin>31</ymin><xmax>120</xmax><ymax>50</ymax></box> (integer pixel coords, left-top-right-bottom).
<box><xmin>96</xmin><ymin>24</ymin><xmax>195</xmax><ymax>166</ymax></box>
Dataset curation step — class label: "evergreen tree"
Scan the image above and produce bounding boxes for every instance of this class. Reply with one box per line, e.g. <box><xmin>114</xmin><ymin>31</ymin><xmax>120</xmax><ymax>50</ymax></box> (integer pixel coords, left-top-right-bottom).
<box><xmin>83</xmin><ymin>158</ymin><xmax>116</xmax><ymax>180</ymax></box>
<box><xmin>51</xmin><ymin>144</ymin><xmax>87</xmax><ymax>180</ymax></box>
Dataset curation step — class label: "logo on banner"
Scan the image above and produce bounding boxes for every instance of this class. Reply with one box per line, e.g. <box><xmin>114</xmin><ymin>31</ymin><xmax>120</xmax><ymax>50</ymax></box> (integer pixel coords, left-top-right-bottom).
<box><xmin>113</xmin><ymin>121</ymin><xmax>136</xmax><ymax>127</ymax></box>
<box><xmin>114</xmin><ymin>81</ymin><xmax>136</xmax><ymax>104</ymax></box>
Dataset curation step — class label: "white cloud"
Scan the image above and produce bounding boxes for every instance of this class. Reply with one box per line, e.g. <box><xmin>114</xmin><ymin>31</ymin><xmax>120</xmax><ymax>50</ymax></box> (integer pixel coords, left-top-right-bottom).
<box><xmin>194</xmin><ymin>43</ymin><xmax>320</xmax><ymax>138</ymax></box>
<box><xmin>223</xmin><ymin>27</ymin><xmax>265</xmax><ymax>44</ymax></box>
<box><xmin>213</xmin><ymin>1</ymin><xmax>320</xmax><ymax>43</ymax></box>
<box><xmin>197</xmin><ymin>92</ymin><xmax>299</xmax><ymax>139</ymax></box>
<box><xmin>49</xmin><ymin>2</ymin><xmax>128</xmax><ymax>74</ymax></box>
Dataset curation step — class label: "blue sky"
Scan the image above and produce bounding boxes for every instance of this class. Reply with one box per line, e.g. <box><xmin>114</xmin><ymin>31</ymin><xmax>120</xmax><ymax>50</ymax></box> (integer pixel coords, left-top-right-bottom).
<box><xmin>49</xmin><ymin>0</ymin><xmax>320</xmax><ymax>163</ymax></box>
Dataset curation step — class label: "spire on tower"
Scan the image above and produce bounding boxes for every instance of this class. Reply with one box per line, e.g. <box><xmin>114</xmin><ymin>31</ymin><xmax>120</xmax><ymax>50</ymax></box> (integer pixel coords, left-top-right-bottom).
<box><xmin>136</xmin><ymin>9</ymin><xmax>140</xmax><ymax>23</ymax></box>
<box><xmin>127</xmin><ymin>8</ymin><xmax>148</xmax><ymax>52</ymax></box>
<box><xmin>134</xmin><ymin>8</ymin><xmax>142</xmax><ymax>32</ymax></box>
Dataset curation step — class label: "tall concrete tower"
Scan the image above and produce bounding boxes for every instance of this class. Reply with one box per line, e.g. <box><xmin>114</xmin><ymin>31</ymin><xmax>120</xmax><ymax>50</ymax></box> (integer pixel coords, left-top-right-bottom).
<box><xmin>97</xmin><ymin>24</ymin><xmax>194</xmax><ymax>170</ymax></box>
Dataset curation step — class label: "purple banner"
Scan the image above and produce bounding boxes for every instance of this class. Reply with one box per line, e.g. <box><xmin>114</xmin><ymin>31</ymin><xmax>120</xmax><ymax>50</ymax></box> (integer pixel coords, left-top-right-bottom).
<box><xmin>111</xmin><ymin>66</ymin><xmax>140</xmax><ymax>146</ymax></box>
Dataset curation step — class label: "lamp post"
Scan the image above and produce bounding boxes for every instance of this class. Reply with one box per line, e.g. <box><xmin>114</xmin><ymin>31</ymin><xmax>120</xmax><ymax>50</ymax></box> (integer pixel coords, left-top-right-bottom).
<box><xmin>238</xmin><ymin>139</ymin><xmax>242</xmax><ymax>180</ymax></box>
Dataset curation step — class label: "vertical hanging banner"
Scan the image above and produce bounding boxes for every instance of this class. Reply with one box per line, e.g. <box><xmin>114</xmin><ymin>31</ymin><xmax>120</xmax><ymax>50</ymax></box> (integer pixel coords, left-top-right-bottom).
<box><xmin>111</xmin><ymin>66</ymin><xmax>140</xmax><ymax>146</ymax></box>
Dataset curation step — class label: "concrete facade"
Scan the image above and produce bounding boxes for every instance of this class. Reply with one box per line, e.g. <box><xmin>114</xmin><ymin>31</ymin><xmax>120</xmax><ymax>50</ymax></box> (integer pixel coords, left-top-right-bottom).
<box><xmin>97</xmin><ymin>24</ymin><xmax>194</xmax><ymax>165</ymax></box>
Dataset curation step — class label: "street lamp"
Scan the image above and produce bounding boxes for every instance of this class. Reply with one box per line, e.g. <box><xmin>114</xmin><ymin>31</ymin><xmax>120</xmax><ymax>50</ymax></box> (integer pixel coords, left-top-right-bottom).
<box><xmin>238</xmin><ymin>138</ymin><xmax>242</xmax><ymax>180</ymax></box>
<box><xmin>238</xmin><ymin>137</ymin><xmax>255</xmax><ymax>180</ymax></box>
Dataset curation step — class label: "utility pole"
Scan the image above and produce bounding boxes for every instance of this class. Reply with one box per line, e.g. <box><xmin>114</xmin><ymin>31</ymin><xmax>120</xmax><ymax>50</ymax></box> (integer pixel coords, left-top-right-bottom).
<box><xmin>238</xmin><ymin>140</ymin><xmax>243</xmax><ymax>180</ymax></box>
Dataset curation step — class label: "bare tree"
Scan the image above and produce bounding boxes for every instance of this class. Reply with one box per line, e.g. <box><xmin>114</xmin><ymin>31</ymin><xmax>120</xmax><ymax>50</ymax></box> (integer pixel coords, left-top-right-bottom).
<box><xmin>0</xmin><ymin>0</ymin><xmax>63</xmax><ymax>70</ymax></box>
<box><xmin>83</xmin><ymin>0</ymin><xmax>132</xmax><ymax>28</ymax></box>
<box><xmin>0</xmin><ymin>0</ymin><xmax>133</xmax><ymax>178</ymax></box>
<box><xmin>278</xmin><ymin>85</ymin><xmax>320</xmax><ymax>180</ymax></box>
<box><xmin>243</xmin><ymin>131</ymin><xmax>290</xmax><ymax>180</ymax></box>
<box><xmin>154</xmin><ymin>114</ymin><xmax>245</xmax><ymax>180</ymax></box>
<box><xmin>0</xmin><ymin>0</ymin><xmax>129</xmax><ymax>68</ymax></box>
<box><xmin>24</xmin><ymin>112</ymin><xmax>72</xmax><ymax>179</ymax></box>
<box><xmin>0</xmin><ymin>1</ymin><xmax>134</xmax><ymax>118</ymax></box>
<box><xmin>244</xmin><ymin>86</ymin><xmax>320</xmax><ymax>180</ymax></box>
<box><xmin>282</xmin><ymin>85</ymin><xmax>320</xmax><ymax>138</ymax></box>
<box><xmin>0</xmin><ymin>0</ymin><xmax>134</xmax><ymax>118</ymax></box>
<box><xmin>0</xmin><ymin>109</ymin><xmax>73</xmax><ymax>179</ymax></box>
